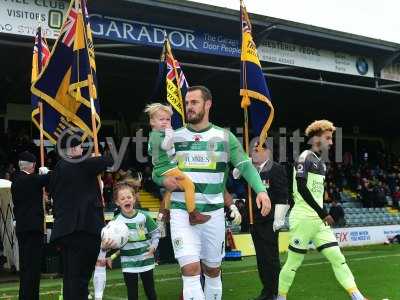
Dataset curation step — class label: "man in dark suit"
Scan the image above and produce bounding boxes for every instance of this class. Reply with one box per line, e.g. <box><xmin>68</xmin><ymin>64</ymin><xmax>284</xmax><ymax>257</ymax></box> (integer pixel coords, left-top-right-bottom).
<box><xmin>49</xmin><ymin>133</ymin><xmax>113</xmax><ymax>300</ymax></box>
<box><xmin>249</xmin><ymin>143</ymin><xmax>289</xmax><ymax>300</ymax></box>
<box><xmin>11</xmin><ymin>151</ymin><xmax>50</xmax><ymax>300</ymax></box>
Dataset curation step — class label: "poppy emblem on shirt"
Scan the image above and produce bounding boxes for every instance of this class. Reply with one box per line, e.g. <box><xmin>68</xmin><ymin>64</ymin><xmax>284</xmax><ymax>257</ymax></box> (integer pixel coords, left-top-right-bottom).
<box><xmin>193</xmin><ymin>135</ymin><xmax>201</xmax><ymax>142</ymax></box>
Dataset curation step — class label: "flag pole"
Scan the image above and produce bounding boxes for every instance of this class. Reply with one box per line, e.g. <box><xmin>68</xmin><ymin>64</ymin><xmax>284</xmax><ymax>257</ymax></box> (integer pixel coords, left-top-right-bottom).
<box><xmin>240</xmin><ymin>0</ymin><xmax>274</xmax><ymax>225</ymax></box>
<box><xmin>166</xmin><ymin>39</ymin><xmax>185</xmax><ymax>125</ymax></box>
<box><xmin>75</xmin><ymin>0</ymin><xmax>100</xmax><ymax>156</ymax></box>
<box><xmin>240</xmin><ymin>1</ymin><xmax>254</xmax><ymax>224</ymax></box>
<box><xmin>80</xmin><ymin>0</ymin><xmax>104</xmax><ymax>207</ymax></box>
<box><xmin>89</xmin><ymin>85</ymin><xmax>99</xmax><ymax>156</ymax></box>
<box><xmin>80</xmin><ymin>0</ymin><xmax>99</xmax><ymax>156</ymax></box>
<box><xmin>38</xmin><ymin>104</ymin><xmax>45</xmax><ymax>166</ymax></box>
<box><xmin>35</xmin><ymin>26</ymin><xmax>46</xmax><ymax>168</ymax></box>
<box><xmin>39</xmin><ymin>96</ymin><xmax>47</xmax><ymax>232</ymax></box>
<box><xmin>36</xmin><ymin>26</ymin><xmax>47</xmax><ymax>233</ymax></box>
<box><xmin>243</xmin><ymin>107</ymin><xmax>254</xmax><ymax>225</ymax></box>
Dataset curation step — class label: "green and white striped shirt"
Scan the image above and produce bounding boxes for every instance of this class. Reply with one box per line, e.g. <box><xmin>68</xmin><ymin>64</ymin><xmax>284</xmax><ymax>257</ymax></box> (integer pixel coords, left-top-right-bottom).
<box><xmin>166</xmin><ymin>123</ymin><xmax>266</xmax><ymax>212</ymax></box>
<box><xmin>114</xmin><ymin>210</ymin><xmax>160</xmax><ymax>273</ymax></box>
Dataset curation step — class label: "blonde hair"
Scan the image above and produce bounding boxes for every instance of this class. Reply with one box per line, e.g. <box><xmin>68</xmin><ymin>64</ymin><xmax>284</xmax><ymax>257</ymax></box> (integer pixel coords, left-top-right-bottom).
<box><xmin>305</xmin><ymin>120</ymin><xmax>336</xmax><ymax>137</ymax></box>
<box><xmin>144</xmin><ymin>103</ymin><xmax>173</xmax><ymax>119</ymax></box>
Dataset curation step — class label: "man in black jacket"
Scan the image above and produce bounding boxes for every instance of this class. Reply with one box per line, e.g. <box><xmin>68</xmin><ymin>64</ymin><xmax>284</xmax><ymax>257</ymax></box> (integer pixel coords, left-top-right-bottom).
<box><xmin>247</xmin><ymin>143</ymin><xmax>289</xmax><ymax>300</ymax></box>
<box><xmin>11</xmin><ymin>151</ymin><xmax>50</xmax><ymax>300</ymax></box>
<box><xmin>50</xmin><ymin>133</ymin><xmax>113</xmax><ymax>300</ymax></box>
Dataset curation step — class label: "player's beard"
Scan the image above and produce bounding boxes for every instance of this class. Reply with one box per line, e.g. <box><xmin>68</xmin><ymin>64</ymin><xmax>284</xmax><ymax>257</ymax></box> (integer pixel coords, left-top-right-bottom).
<box><xmin>186</xmin><ymin>105</ymin><xmax>205</xmax><ymax>124</ymax></box>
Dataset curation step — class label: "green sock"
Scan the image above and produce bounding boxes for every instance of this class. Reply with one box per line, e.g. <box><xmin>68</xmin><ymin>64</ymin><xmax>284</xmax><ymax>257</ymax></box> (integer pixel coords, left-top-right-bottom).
<box><xmin>321</xmin><ymin>247</ymin><xmax>357</xmax><ymax>290</ymax></box>
<box><xmin>278</xmin><ymin>250</ymin><xmax>305</xmax><ymax>295</ymax></box>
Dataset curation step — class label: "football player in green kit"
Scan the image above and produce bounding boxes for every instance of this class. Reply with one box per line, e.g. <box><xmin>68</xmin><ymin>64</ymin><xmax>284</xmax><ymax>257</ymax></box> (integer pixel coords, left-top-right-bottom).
<box><xmin>277</xmin><ymin>120</ymin><xmax>368</xmax><ymax>300</ymax></box>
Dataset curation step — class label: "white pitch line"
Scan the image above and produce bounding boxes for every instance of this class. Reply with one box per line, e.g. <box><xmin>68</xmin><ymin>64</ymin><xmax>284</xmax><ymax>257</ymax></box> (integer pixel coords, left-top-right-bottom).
<box><xmin>103</xmin><ymin>296</ymin><xmax>127</xmax><ymax>300</ymax></box>
<box><xmin>0</xmin><ymin>252</ymin><xmax>399</xmax><ymax>299</ymax></box>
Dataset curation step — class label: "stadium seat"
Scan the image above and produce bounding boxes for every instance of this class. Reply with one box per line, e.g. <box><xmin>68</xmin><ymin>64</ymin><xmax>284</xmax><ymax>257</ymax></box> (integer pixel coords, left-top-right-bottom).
<box><xmin>348</xmin><ymin>219</ymin><xmax>357</xmax><ymax>227</ymax></box>
<box><xmin>380</xmin><ymin>216</ymin><xmax>388</xmax><ymax>225</ymax></box>
<box><xmin>352</xmin><ymin>202</ymin><xmax>361</xmax><ymax>208</ymax></box>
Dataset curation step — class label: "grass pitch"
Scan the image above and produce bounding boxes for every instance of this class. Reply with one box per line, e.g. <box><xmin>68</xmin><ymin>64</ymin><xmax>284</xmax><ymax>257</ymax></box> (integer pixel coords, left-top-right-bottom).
<box><xmin>0</xmin><ymin>244</ymin><xmax>399</xmax><ymax>299</ymax></box>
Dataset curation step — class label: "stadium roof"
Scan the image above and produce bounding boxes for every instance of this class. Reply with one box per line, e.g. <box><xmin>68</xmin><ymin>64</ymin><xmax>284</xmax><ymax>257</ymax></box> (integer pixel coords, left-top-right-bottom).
<box><xmin>124</xmin><ymin>0</ymin><xmax>400</xmax><ymax>53</ymax></box>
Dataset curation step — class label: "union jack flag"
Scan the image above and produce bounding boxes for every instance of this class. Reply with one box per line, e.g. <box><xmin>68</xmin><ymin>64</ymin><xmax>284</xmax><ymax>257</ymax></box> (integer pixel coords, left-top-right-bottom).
<box><xmin>150</xmin><ymin>38</ymin><xmax>189</xmax><ymax>129</ymax></box>
<box><xmin>241</xmin><ymin>3</ymin><xmax>252</xmax><ymax>34</ymax></box>
<box><xmin>166</xmin><ymin>55</ymin><xmax>188</xmax><ymax>90</ymax></box>
<box><xmin>61</xmin><ymin>7</ymin><xmax>78</xmax><ymax>47</ymax></box>
<box><xmin>32</xmin><ymin>31</ymin><xmax>50</xmax><ymax>70</ymax></box>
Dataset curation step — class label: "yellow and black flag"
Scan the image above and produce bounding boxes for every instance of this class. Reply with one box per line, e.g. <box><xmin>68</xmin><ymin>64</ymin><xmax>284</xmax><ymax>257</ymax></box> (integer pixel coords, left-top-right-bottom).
<box><xmin>153</xmin><ymin>38</ymin><xmax>188</xmax><ymax>129</ymax></box>
<box><xmin>31</xmin><ymin>0</ymin><xmax>100</xmax><ymax>143</ymax></box>
<box><xmin>240</xmin><ymin>0</ymin><xmax>274</xmax><ymax>150</ymax></box>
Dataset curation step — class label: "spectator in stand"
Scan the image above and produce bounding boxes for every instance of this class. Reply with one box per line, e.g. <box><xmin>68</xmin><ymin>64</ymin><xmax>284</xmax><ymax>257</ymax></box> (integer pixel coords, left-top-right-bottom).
<box><xmin>329</xmin><ymin>200</ymin><xmax>345</xmax><ymax>227</ymax></box>
<box><xmin>360</xmin><ymin>179</ymin><xmax>371</xmax><ymax>208</ymax></box>
<box><xmin>6</xmin><ymin>163</ymin><xmax>16</xmax><ymax>180</ymax></box>
<box><xmin>388</xmin><ymin>170</ymin><xmax>397</xmax><ymax>194</ymax></box>
<box><xmin>114</xmin><ymin>167</ymin><xmax>129</xmax><ymax>182</ymax></box>
<box><xmin>392</xmin><ymin>186</ymin><xmax>400</xmax><ymax>209</ymax></box>
<box><xmin>0</xmin><ymin>169</ymin><xmax>11</xmax><ymax>180</ymax></box>
<box><xmin>102</xmin><ymin>171</ymin><xmax>114</xmax><ymax>209</ymax></box>
<box><xmin>326</xmin><ymin>186</ymin><xmax>341</xmax><ymax>203</ymax></box>
<box><xmin>375</xmin><ymin>182</ymin><xmax>387</xmax><ymax>208</ymax></box>
<box><xmin>343</xmin><ymin>152</ymin><xmax>353</xmax><ymax>167</ymax></box>
<box><xmin>334</xmin><ymin>163</ymin><xmax>346</xmax><ymax>189</ymax></box>
<box><xmin>333</xmin><ymin>187</ymin><xmax>342</xmax><ymax>202</ymax></box>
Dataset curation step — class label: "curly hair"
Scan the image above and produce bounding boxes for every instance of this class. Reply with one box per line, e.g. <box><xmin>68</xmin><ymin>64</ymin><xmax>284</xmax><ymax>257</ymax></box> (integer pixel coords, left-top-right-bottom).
<box><xmin>305</xmin><ymin>120</ymin><xmax>336</xmax><ymax>137</ymax></box>
<box><xmin>144</xmin><ymin>103</ymin><xmax>173</xmax><ymax>119</ymax></box>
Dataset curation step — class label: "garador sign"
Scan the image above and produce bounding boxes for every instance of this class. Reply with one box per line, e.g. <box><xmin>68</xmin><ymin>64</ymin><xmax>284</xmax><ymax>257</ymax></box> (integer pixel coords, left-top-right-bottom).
<box><xmin>89</xmin><ymin>14</ymin><xmax>240</xmax><ymax>57</ymax></box>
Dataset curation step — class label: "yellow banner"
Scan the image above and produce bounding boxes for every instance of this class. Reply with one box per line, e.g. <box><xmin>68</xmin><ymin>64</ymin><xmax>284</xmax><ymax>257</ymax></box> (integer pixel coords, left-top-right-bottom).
<box><xmin>166</xmin><ymin>79</ymin><xmax>184</xmax><ymax>116</ymax></box>
<box><xmin>31</xmin><ymin>54</ymin><xmax>39</xmax><ymax>83</ymax></box>
<box><xmin>241</xmin><ymin>32</ymin><xmax>262</xmax><ymax>67</ymax></box>
<box><xmin>232</xmin><ymin>232</ymin><xmax>290</xmax><ymax>256</ymax></box>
